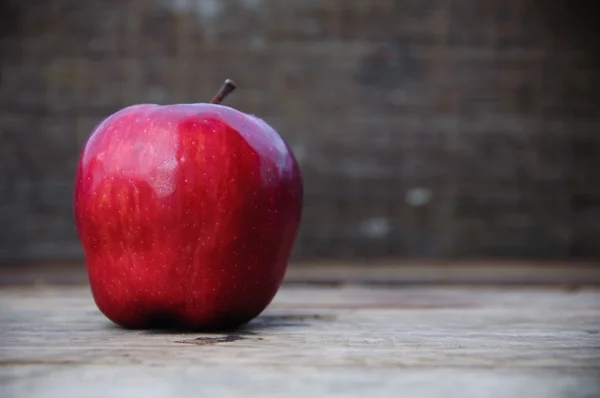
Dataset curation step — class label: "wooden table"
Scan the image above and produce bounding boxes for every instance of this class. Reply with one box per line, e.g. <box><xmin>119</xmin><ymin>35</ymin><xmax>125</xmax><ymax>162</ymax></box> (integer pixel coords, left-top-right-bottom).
<box><xmin>1</xmin><ymin>262</ymin><xmax>600</xmax><ymax>398</ymax></box>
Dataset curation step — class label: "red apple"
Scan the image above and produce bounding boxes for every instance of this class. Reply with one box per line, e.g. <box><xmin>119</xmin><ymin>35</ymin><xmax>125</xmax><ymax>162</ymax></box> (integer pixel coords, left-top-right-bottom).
<box><xmin>74</xmin><ymin>80</ymin><xmax>303</xmax><ymax>331</ymax></box>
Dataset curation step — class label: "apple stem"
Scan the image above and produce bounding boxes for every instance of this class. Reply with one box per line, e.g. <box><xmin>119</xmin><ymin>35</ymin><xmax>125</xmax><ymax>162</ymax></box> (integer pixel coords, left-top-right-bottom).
<box><xmin>210</xmin><ymin>79</ymin><xmax>237</xmax><ymax>104</ymax></box>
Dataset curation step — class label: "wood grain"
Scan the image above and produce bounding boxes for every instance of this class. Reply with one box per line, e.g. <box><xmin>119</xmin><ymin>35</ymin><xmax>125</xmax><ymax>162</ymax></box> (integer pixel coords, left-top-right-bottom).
<box><xmin>2</xmin><ymin>260</ymin><xmax>600</xmax><ymax>286</ymax></box>
<box><xmin>1</xmin><ymin>282</ymin><xmax>599</xmax><ymax>397</ymax></box>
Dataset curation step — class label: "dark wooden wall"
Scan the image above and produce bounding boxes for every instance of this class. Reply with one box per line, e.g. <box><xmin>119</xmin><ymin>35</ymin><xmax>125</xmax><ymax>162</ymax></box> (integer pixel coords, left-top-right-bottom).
<box><xmin>1</xmin><ymin>0</ymin><xmax>599</xmax><ymax>262</ymax></box>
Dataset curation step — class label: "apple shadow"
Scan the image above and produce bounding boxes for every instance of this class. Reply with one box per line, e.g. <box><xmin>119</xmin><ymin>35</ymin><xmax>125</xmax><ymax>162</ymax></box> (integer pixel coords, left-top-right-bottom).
<box><xmin>104</xmin><ymin>313</ymin><xmax>337</xmax><ymax>337</ymax></box>
<box><xmin>233</xmin><ymin>313</ymin><xmax>338</xmax><ymax>334</ymax></box>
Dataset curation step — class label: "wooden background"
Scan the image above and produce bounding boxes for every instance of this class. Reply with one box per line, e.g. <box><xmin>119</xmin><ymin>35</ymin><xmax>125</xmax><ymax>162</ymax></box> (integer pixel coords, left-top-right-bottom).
<box><xmin>1</xmin><ymin>0</ymin><xmax>600</xmax><ymax>262</ymax></box>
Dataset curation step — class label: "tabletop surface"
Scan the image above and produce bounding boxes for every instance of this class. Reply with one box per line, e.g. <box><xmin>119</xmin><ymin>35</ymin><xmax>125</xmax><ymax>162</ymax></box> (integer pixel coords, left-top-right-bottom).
<box><xmin>1</xmin><ymin>262</ymin><xmax>599</xmax><ymax>398</ymax></box>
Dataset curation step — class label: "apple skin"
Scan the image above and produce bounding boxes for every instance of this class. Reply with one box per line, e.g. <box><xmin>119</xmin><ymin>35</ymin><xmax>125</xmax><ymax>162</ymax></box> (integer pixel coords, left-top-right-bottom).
<box><xmin>73</xmin><ymin>103</ymin><xmax>303</xmax><ymax>331</ymax></box>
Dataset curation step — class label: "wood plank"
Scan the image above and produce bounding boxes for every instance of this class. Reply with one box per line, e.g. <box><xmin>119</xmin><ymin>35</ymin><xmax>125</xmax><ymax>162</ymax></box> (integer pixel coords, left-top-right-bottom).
<box><xmin>287</xmin><ymin>261</ymin><xmax>600</xmax><ymax>286</ymax></box>
<box><xmin>1</xmin><ymin>284</ymin><xmax>599</xmax><ymax>397</ymax></box>
<box><xmin>1</xmin><ymin>260</ymin><xmax>600</xmax><ymax>286</ymax></box>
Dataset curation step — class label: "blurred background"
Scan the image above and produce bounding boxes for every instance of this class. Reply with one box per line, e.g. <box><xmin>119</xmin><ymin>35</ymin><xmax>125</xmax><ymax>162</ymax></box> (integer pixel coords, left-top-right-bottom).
<box><xmin>1</xmin><ymin>0</ymin><xmax>599</xmax><ymax>264</ymax></box>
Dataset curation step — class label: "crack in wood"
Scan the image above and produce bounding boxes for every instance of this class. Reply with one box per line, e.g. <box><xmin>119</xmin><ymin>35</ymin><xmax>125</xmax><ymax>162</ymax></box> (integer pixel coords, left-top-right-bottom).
<box><xmin>174</xmin><ymin>335</ymin><xmax>259</xmax><ymax>346</ymax></box>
